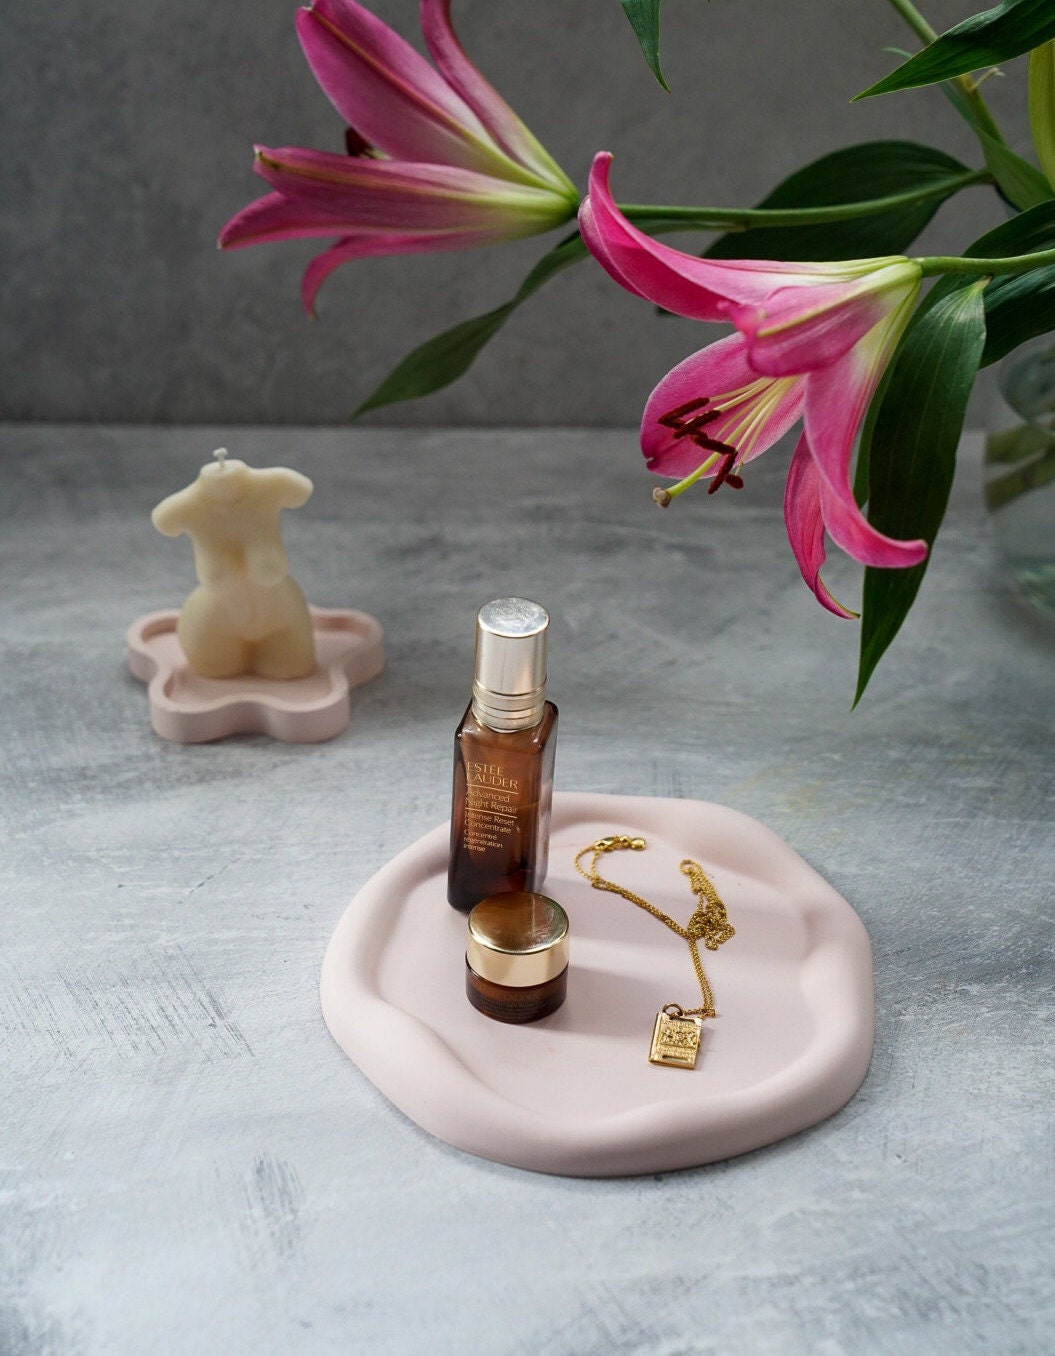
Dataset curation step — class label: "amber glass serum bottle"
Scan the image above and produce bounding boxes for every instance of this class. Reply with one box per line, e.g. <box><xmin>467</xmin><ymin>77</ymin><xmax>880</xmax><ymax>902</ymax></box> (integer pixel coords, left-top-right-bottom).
<box><xmin>447</xmin><ymin>598</ymin><xmax>558</xmax><ymax>913</ymax></box>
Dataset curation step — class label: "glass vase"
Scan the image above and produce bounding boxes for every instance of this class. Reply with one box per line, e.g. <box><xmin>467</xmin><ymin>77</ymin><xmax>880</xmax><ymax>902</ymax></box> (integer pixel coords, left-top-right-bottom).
<box><xmin>984</xmin><ymin>337</ymin><xmax>1055</xmax><ymax>614</ymax></box>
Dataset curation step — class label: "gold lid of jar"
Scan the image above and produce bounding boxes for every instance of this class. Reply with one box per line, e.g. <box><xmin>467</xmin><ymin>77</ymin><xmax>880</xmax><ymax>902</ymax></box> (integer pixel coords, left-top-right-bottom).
<box><xmin>466</xmin><ymin>892</ymin><xmax>569</xmax><ymax>987</ymax></box>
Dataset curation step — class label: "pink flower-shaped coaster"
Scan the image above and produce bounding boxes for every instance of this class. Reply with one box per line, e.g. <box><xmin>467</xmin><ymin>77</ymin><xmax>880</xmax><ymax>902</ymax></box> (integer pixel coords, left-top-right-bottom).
<box><xmin>127</xmin><ymin>607</ymin><xmax>384</xmax><ymax>743</ymax></box>
<box><xmin>321</xmin><ymin>792</ymin><xmax>874</xmax><ymax>1176</ymax></box>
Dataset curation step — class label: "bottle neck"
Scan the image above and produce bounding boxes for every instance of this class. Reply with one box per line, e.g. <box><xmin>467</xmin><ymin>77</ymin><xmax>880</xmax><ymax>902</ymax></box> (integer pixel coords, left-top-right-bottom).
<box><xmin>471</xmin><ymin>682</ymin><xmax>546</xmax><ymax>732</ymax></box>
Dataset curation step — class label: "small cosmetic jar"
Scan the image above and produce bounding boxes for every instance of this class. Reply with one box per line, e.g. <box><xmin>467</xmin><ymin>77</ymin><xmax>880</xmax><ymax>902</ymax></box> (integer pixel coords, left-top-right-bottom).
<box><xmin>465</xmin><ymin>891</ymin><xmax>569</xmax><ymax>1024</ymax></box>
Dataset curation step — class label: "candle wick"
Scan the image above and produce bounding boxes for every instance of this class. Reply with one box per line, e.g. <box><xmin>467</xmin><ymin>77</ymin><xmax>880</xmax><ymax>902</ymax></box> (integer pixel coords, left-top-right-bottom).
<box><xmin>214</xmin><ymin>447</ymin><xmax>228</xmax><ymax>470</ymax></box>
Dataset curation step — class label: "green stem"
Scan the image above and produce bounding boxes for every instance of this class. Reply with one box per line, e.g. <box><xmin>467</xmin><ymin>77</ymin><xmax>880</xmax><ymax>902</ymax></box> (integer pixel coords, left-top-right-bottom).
<box><xmin>956</xmin><ymin>81</ymin><xmax>1005</xmax><ymax>144</ymax></box>
<box><xmin>885</xmin><ymin>0</ymin><xmax>938</xmax><ymax>45</ymax></box>
<box><xmin>917</xmin><ymin>245</ymin><xmax>1055</xmax><ymax>276</ymax></box>
<box><xmin>620</xmin><ymin>168</ymin><xmax>990</xmax><ymax>233</ymax></box>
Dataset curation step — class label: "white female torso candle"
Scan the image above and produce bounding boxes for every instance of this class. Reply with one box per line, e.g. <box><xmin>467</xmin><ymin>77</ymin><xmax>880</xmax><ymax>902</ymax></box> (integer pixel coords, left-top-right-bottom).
<box><xmin>151</xmin><ymin>450</ymin><xmax>317</xmax><ymax>680</ymax></box>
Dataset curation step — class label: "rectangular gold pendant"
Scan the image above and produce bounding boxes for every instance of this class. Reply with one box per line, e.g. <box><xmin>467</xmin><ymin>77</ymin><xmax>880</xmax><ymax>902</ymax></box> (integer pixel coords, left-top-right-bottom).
<box><xmin>649</xmin><ymin>1010</ymin><xmax>703</xmax><ymax>1068</ymax></box>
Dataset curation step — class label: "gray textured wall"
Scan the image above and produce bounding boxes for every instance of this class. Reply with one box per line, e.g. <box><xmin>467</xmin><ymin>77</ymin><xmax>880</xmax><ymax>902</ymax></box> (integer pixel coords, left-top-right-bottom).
<box><xmin>2</xmin><ymin>0</ymin><xmax>1029</xmax><ymax>425</ymax></box>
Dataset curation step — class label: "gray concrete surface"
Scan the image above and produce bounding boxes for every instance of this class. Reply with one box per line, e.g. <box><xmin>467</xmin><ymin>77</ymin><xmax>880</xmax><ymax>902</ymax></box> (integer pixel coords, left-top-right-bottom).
<box><xmin>1</xmin><ymin>424</ymin><xmax>1052</xmax><ymax>1354</ymax></box>
<box><xmin>2</xmin><ymin>0</ymin><xmax>1028</xmax><ymax>425</ymax></box>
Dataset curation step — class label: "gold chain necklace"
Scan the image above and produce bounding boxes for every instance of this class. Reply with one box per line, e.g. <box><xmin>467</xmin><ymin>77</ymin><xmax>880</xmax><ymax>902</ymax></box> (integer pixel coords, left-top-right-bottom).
<box><xmin>574</xmin><ymin>834</ymin><xmax>735</xmax><ymax>1068</ymax></box>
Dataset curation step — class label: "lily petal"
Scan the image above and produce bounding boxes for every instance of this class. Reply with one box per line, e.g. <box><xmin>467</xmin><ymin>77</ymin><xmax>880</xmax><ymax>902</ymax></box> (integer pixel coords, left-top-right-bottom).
<box><xmin>419</xmin><ymin>0</ymin><xmax>576</xmax><ymax>197</ymax></box>
<box><xmin>580</xmin><ymin>154</ymin><xmax>866</xmax><ymax>323</ymax></box>
<box><xmin>783</xmin><ymin>435</ymin><xmax>858</xmax><ymax>618</ymax></box>
<box><xmin>642</xmin><ymin>333</ymin><xmax>805</xmax><ymax>478</ymax></box>
<box><xmin>802</xmin><ymin>313</ymin><xmax>928</xmax><ymax>570</ymax></box>
<box><xmin>253</xmin><ymin>145</ymin><xmax>572</xmax><ymax>233</ymax></box>
<box><xmin>726</xmin><ymin>262</ymin><xmax>920</xmax><ymax>377</ymax></box>
<box><xmin>222</xmin><ymin>0</ymin><xmax>576</xmax><ymax>296</ymax></box>
<box><xmin>579</xmin><ymin>151</ymin><xmax>928</xmax><ymax>614</ymax></box>
<box><xmin>297</xmin><ymin>0</ymin><xmax>493</xmax><ymax>172</ymax></box>
<box><xmin>300</xmin><ymin>225</ymin><xmax>521</xmax><ymax>312</ymax></box>
<box><xmin>219</xmin><ymin>192</ymin><xmax>359</xmax><ymax>248</ymax></box>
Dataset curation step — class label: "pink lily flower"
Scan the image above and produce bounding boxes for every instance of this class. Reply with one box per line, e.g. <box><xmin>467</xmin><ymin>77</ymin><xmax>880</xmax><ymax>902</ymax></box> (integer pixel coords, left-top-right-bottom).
<box><xmin>219</xmin><ymin>0</ymin><xmax>578</xmax><ymax>313</ymax></box>
<box><xmin>579</xmin><ymin>152</ymin><xmax>927</xmax><ymax>616</ymax></box>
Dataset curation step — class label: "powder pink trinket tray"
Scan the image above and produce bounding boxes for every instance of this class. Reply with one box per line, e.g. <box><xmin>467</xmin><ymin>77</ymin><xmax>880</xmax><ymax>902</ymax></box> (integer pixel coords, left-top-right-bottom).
<box><xmin>127</xmin><ymin>606</ymin><xmax>384</xmax><ymax>743</ymax></box>
<box><xmin>320</xmin><ymin>792</ymin><xmax>874</xmax><ymax>1176</ymax></box>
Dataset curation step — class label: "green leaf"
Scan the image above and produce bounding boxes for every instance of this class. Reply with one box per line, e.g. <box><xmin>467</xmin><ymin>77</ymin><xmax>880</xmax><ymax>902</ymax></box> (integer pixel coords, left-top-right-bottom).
<box><xmin>705</xmin><ymin>142</ymin><xmax>974</xmax><ymax>262</ymax></box>
<box><xmin>855</xmin><ymin>272</ymin><xmax>962</xmax><ymax>506</ymax></box>
<box><xmin>353</xmin><ymin>234</ymin><xmax>588</xmax><ymax>417</ymax></box>
<box><xmin>854</xmin><ymin>280</ymin><xmax>988</xmax><ymax>704</ymax></box>
<box><xmin>855</xmin><ymin>263</ymin><xmax>968</xmax><ymax>507</ymax></box>
<box><xmin>888</xmin><ymin>43</ymin><xmax>1041</xmax><ymax>207</ymax></box>
<box><xmin>938</xmin><ymin>66</ymin><xmax>1050</xmax><ymax>208</ymax></box>
<box><xmin>977</xmin><ymin>128</ymin><xmax>1052</xmax><ymax>209</ymax></box>
<box><xmin>909</xmin><ymin>36</ymin><xmax>1049</xmax><ymax>207</ymax></box>
<box><xmin>857</xmin><ymin>0</ymin><xmax>1055</xmax><ymax>99</ymax></box>
<box><xmin>959</xmin><ymin>196</ymin><xmax>1055</xmax><ymax>255</ymax></box>
<box><xmin>621</xmin><ymin>0</ymin><xmax>668</xmax><ymax>91</ymax></box>
<box><xmin>936</xmin><ymin>57</ymin><xmax>989</xmax><ymax>128</ymax></box>
<box><xmin>933</xmin><ymin>199</ymin><xmax>1055</xmax><ymax>363</ymax></box>
<box><xmin>981</xmin><ymin>266</ymin><xmax>1055</xmax><ymax>364</ymax></box>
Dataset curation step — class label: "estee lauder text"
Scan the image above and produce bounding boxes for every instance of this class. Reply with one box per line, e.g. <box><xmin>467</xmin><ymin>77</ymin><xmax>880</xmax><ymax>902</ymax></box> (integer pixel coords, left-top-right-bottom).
<box><xmin>467</xmin><ymin>763</ymin><xmax>520</xmax><ymax>791</ymax></box>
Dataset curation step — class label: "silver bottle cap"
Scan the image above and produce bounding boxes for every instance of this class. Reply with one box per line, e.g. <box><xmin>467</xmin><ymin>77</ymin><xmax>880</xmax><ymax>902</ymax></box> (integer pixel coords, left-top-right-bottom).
<box><xmin>471</xmin><ymin>597</ymin><xmax>549</xmax><ymax>731</ymax></box>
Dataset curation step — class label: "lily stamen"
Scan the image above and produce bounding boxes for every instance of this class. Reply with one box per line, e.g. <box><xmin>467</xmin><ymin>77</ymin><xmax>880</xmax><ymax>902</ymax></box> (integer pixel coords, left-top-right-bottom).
<box><xmin>658</xmin><ymin>452</ymin><xmax>721</xmax><ymax>503</ymax></box>
<box><xmin>580</xmin><ymin>151</ymin><xmax>927</xmax><ymax>618</ymax></box>
<box><xmin>659</xmin><ymin>397</ymin><xmax>735</xmax><ymax>454</ymax></box>
<box><xmin>673</xmin><ymin>409</ymin><xmax>723</xmax><ymax>439</ymax></box>
<box><xmin>658</xmin><ymin>396</ymin><xmax>710</xmax><ymax>426</ymax></box>
<box><xmin>655</xmin><ymin>395</ymin><xmax>744</xmax><ymax>498</ymax></box>
<box><xmin>652</xmin><ymin>446</ymin><xmax>743</xmax><ymax>503</ymax></box>
<box><xmin>690</xmin><ymin>431</ymin><xmax>738</xmax><ymax>456</ymax></box>
<box><xmin>344</xmin><ymin>127</ymin><xmax>379</xmax><ymax>158</ymax></box>
<box><xmin>707</xmin><ymin>452</ymin><xmax>744</xmax><ymax>494</ymax></box>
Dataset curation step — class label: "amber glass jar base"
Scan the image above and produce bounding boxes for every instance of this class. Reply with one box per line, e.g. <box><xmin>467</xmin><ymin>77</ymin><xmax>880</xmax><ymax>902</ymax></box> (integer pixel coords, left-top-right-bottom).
<box><xmin>465</xmin><ymin>959</ymin><xmax>567</xmax><ymax>1024</ymax></box>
